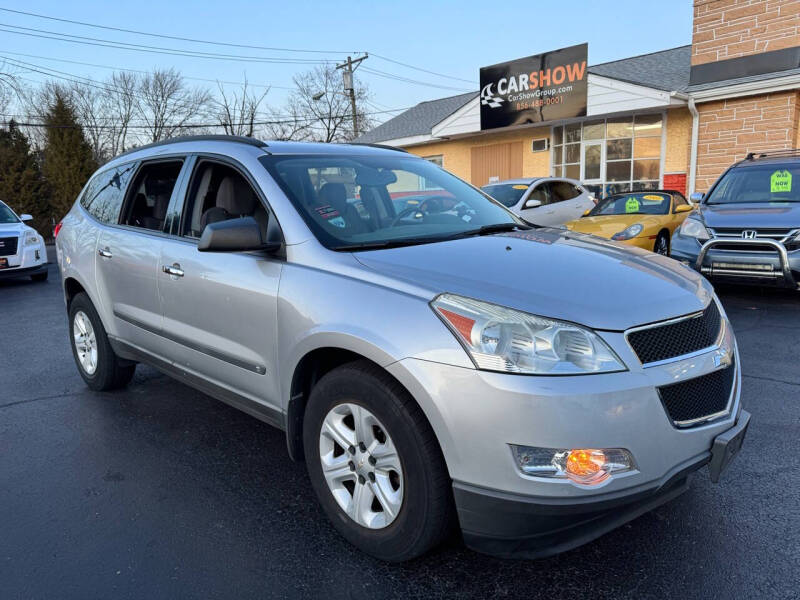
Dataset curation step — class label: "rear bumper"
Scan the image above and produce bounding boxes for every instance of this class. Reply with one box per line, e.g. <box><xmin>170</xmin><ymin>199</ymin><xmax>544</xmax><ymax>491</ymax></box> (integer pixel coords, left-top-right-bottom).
<box><xmin>0</xmin><ymin>263</ymin><xmax>47</xmax><ymax>279</ymax></box>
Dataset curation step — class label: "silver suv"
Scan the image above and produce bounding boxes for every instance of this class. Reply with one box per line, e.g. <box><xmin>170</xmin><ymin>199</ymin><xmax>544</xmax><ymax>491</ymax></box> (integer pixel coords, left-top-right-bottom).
<box><xmin>56</xmin><ymin>136</ymin><xmax>749</xmax><ymax>561</ymax></box>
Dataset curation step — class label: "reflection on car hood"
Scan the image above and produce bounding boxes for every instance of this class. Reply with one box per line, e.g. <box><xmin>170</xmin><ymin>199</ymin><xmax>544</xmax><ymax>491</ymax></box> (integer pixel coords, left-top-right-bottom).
<box><xmin>700</xmin><ymin>201</ymin><xmax>800</xmax><ymax>228</ymax></box>
<box><xmin>354</xmin><ymin>228</ymin><xmax>712</xmax><ymax>331</ymax></box>
<box><xmin>566</xmin><ymin>214</ymin><xmax>664</xmax><ymax>238</ymax></box>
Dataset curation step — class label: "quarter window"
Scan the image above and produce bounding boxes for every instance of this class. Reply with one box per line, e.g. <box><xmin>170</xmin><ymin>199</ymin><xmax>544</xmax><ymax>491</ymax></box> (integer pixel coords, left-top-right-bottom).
<box><xmin>80</xmin><ymin>163</ymin><xmax>136</xmax><ymax>224</ymax></box>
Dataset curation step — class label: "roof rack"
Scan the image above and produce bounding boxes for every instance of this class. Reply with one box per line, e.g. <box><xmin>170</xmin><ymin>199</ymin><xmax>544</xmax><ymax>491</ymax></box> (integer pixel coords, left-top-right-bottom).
<box><xmin>742</xmin><ymin>149</ymin><xmax>800</xmax><ymax>161</ymax></box>
<box><xmin>345</xmin><ymin>142</ymin><xmax>409</xmax><ymax>153</ymax></box>
<box><xmin>114</xmin><ymin>135</ymin><xmax>269</xmax><ymax>159</ymax></box>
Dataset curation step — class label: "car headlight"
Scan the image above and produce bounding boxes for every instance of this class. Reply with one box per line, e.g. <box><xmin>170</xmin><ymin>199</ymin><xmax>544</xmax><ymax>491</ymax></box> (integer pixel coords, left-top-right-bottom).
<box><xmin>24</xmin><ymin>232</ymin><xmax>41</xmax><ymax>246</ymax></box>
<box><xmin>611</xmin><ymin>223</ymin><xmax>643</xmax><ymax>241</ymax></box>
<box><xmin>431</xmin><ymin>294</ymin><xmax>626</xmax><ymax>375</ymax></box>
<box><xmin>510</xmin><ymin>445</ymin><xmax>636</xmax><ymax>485</ymax></box>
<box><xmin>678</xmin><ymin>217</ymin><xmax>710</xmax><ymax>241</ymax></box>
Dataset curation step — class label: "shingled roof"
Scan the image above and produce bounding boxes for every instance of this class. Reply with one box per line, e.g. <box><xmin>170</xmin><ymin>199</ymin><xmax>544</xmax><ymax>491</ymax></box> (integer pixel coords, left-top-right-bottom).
<box><xmin>358</xmin><ymin>46</ymin><xmax>692</xmax><ymax>144</ymax></box>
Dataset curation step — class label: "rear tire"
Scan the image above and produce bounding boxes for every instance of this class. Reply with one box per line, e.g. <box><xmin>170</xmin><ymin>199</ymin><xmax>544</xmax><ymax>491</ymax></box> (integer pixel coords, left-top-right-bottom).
<box><xmin>303</xmin><ymin>360</ymin><xmax>453</xmax><ymax>562</ymax></box>
<box><xmin>31</xmin><ymin>271</ymin><xmax>48</xmax><ymax>282</ymax></box>
<box><xmin>654</xmin><ymin>232</ymin><xmax>670</xmax><ymax>256</ymax></box>
<box><xmin>68</xmin><ymin>292</ymin><xmax>135</xmax><ymax>391</ymax></box>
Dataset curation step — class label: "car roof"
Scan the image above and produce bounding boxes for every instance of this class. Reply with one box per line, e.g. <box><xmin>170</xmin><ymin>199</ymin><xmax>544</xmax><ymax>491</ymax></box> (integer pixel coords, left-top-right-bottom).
<box><xmin>482</xmin><ymin>178</ymin><xmax>541</xmax><ymax>186</ymax></box>
<box><xmin>103</xmin><ymin>135</ymin><xmax>411</xmax><ymax>170</ymax></box>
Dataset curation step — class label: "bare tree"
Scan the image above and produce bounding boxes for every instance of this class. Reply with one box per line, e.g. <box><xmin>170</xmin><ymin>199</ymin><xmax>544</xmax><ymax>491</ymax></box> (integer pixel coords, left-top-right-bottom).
<box><xmin>136</xmin><ymin>68</ymin><xmax>212</xmax><ymax>142</ymax></box>
<box><xmin>269</xmin><ymin>65</ymin><xmax>373</xmax><ymax>143</ymax></box>
<box><xmin>215</xmin><ymin>78</ymin><xmax>269</xmax><ymax>137</ymax></box>
<box><xmin>69</xmin><ymin>80</ymin><xmax>107</xmax><ymax>163</ymax></box>
<box><xmin>105</xmin><ymin>71</ymin><xmax>138</xmax><ymax>156</ymax></box>
<box><xmin>0</xmin><ymin>60</ymin><xmax>23</xmax><ymax>117</ymax></box>
<box><xmin>261</xmin><ymin>103</ymin><xmax>312</xmax><ymax>141</ymax></box>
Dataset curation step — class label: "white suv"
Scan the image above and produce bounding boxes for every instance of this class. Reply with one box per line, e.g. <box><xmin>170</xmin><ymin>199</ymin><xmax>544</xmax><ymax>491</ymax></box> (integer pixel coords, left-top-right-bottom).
<box><xmin>0</xmin><ymin>200</ymin><xmax>48</xmax><ymax>282</ymax></box>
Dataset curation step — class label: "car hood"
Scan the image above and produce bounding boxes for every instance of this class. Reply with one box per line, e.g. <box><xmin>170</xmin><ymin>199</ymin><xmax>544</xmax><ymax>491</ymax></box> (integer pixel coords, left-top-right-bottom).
<box><xmin>354</xmin><ymin>228</ymin><xmax>712</xmax><ymax>331</ymax></box>
<box><xmin>565</xmin><ymin>214</ymin><xmax>663</xmax><ymax>238</ymax></box>
<box><xmin>0</xmin><ymin>222</ymin><xmax>25</xmax><ymax>235</ymax></box>
<box><xmin>699</xmin><ymin>201</ymin><xmax>800</xmax><ymax>228</ymax></box>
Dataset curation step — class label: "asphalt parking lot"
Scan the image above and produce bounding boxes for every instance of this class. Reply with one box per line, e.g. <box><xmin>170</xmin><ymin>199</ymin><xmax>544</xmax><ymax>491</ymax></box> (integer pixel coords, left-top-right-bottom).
<box><xmin>1</xmin><ymin>252</ymin><xmax>798</xmax><ymax>600</ymax></box>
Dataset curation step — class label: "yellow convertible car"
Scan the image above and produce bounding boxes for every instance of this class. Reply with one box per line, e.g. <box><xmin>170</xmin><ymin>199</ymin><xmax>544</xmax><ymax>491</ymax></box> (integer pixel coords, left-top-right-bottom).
<box><xmin>564</xmin><ymin>190</ymin><xmax>694</xmax><ymax>255</ymax></box>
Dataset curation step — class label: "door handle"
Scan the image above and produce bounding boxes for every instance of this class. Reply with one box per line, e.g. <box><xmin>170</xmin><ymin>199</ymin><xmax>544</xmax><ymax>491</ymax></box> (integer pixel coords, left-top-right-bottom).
<box><xmin>162</xmin><ymin>263</ymin><xmax>184</xmax><ymax>278</ymax></box>
<box><xmin>98</xmin><ymin>247</ymin><xmax>112</xmax><ymax>258</ymax></box>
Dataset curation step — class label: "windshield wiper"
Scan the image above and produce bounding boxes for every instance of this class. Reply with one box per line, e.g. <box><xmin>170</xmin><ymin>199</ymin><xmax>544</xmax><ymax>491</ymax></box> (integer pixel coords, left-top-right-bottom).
<box><xmin>334</xmin><ymin>237</ymin><xmax>444</xmax><ymax>252</ymax></box>
<box><xmin>443</xmin><ymin>222</ymin><xmax>531</xmax><ymax>240</ymax></box>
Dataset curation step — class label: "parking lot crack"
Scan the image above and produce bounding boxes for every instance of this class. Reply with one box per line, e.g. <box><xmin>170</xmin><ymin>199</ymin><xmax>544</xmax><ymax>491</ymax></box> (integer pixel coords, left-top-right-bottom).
<box><xmin>742</xmin><ymin>373</ymin><xmax>800</xmax><ymax>388</ymax></box>
<box><xmin>0</xmin><ymin>391</ymin><xmax>82</xmax><ymax>410</ymax></box>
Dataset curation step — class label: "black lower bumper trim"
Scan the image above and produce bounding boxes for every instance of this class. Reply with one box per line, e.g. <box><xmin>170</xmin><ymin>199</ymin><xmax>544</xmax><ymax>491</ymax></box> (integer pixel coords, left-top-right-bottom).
<box><xmin>0</xmin><ymin>263</ymin><xmax>48</xmax><ymax>279</ymax></box>
<box><xmin>455</xmin><ymin>455</ymin><xmax>708</xmax><ymax>559</ymax></box>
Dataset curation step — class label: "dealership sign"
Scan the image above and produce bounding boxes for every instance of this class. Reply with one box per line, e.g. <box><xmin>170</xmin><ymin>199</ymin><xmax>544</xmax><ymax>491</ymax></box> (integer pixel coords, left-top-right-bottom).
<box><xmin>479</xmin><ymin>43</ymin><xmax>588</xmax><ymax>130</ymax></box>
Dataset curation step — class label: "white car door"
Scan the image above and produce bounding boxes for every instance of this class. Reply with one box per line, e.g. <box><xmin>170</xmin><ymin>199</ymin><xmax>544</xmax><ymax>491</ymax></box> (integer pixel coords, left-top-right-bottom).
<box><xmin>548</xmin><ymin>180</ymin><xmax>595</xmax><ymax>224</ymax></box>
<box><xmin>516</xmin><ymin>183</ymin><xmax>554</xmax><ymax>225</ymax></box>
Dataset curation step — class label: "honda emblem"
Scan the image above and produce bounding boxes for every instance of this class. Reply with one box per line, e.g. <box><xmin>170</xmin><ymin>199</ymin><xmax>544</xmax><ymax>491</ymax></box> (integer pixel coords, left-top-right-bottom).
<box><xmin>741</xmin><ymin>230</ymin><xmax>757</xmax><ymax>239</ymax></box>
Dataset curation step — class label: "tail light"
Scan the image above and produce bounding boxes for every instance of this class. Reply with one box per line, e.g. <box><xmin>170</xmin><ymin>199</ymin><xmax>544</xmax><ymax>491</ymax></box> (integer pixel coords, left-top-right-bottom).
<box><xmin>53</xmin><ymin>221</ymin><xmax>63</xmax><ymax>238</ymax></box>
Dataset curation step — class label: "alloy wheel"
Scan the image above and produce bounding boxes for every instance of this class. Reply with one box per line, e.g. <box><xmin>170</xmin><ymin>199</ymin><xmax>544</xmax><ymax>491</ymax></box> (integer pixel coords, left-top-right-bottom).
<box><xmin>73</xmin><ymin>310</ymin><xmax>98</xmax><ymax>375</ymax></box>
<box><xmin>318</xmin><ymin>403</ymin><xmax>404</xmax><ymax>529</ymax></box>
<box><xmin>655</xmin><ymin>235</ymin><xmax>669</xmax><ymax>255</ymax></box>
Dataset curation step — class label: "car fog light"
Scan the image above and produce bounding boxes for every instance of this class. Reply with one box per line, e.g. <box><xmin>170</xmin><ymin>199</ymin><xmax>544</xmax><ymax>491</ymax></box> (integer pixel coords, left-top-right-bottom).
<box><xmin>510</xmin><ymin>445</ymin><xmax>635</xmax><ymax>485</ymax></box>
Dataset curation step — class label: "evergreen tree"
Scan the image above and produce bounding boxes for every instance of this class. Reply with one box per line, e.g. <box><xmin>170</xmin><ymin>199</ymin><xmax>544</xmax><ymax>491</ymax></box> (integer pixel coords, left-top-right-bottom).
<box><xmin>41</xmin><ymin>90</ymin><xmax>98</xmax><ymax>222</ymax></box>
<box><xmin>0</xmin><ymin>120</ymin><xmax>49</xmax><ymax>233</ymax></box>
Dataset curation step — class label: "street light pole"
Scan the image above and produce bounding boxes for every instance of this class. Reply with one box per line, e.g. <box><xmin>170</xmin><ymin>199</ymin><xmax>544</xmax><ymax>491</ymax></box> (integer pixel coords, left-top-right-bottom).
<box><xmin>336</xmin><ymin>54</ymin><xmax>368</xmax><ymax>138</ymax></box>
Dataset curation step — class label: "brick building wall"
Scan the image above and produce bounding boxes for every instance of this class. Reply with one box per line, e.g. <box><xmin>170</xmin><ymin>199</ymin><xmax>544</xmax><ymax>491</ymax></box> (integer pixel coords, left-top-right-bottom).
<box><xmin>695</xmin><ymin>90</ymin><xmax>800</xmax><ymax>190</ymax></box>
<box><xmin>692</xmin><ymin>0</ymin><xmax>800</xmax><ymax>66</ymax></box>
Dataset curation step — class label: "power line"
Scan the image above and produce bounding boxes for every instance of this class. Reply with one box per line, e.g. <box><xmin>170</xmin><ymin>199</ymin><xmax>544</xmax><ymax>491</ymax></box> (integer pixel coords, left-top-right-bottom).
<box><xmin>0</xmin><ymin>6</ymin><xmax>474</xmax><ymax>87</ymax></box>
<box><xmin>360</xmin><ymin>66</ymin><xmax>472</xmax><ymax>92</ymax></box>
<box><xmin>0</xmin><ymin>23</ymin><xmax>334</xmax><ymax>64</ymax></box>
<box><xmin>0</xmin><ymin>6</ymin><xmax>361</xmax><ymax>55</ymax></box>
<box><xmin>0</xmin><ymin>50</ymin><xmax>293</xmax><ymax>90</ymax></box>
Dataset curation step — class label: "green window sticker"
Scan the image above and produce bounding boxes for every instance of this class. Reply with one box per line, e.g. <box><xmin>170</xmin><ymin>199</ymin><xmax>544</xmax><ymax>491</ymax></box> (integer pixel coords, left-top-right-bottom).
<box><xmin>770</xmin><ymin>170</ymin><xmax>792</xmax><ymax>193</ymax></box>
<box><xmin>625</xmin><ymin>197</ymin><xmax>640</xmax><ymax>213</ymax></box>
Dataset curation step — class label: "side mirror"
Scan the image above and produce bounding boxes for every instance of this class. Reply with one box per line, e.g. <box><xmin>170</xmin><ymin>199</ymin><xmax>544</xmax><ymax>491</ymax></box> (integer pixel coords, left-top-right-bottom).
<box><xmin>524</xmin><ymin>199</ymin><xmax>542</xmax><ymax>209</ymax></box>
<box><xmin>675</xmin><ymin>204</ymin><xmax>694</xmax><ymax>214</ymax></box>
<box><xmin>198</xmin><ymin>217</ymin><xmax>281</xmax><ymax>253</ymax></box>
<box><xmin>689</xmin><ymin>192</ymin><xmax>704</xmax><ymax>203</ymax></box>
<box><xmin>20</xmin><ymin>214</ymin><xmax>33</xmax><ymax>222</ymax></box>
<box><xmin>582</xmin><ymin>209</ymin><xmax>592</xmax><ymax>217</ymax></box>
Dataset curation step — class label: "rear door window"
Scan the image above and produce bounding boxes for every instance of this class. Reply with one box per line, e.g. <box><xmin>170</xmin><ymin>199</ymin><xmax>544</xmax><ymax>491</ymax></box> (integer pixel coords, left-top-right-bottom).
<box><xmin>80</xmin><ymin>163</ymin><xmax>136</xmax><ymax>224</ymax></box>
<box><xmin>549</xmin><ymin>181</ymin><xmax>581</xmax><ymax>202</ymax></box>
<box><xmin>122</xmin><ymin>161</ymin><xmax>184</xmax><ymax>232</ymax></box>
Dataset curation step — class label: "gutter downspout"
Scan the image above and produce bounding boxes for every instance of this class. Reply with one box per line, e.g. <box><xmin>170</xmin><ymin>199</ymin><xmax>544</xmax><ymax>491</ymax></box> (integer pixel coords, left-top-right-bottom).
<box><xmin>688</xmin><ymin>96</ymin><xmax>699</xmax><ymax>195</ymax></box>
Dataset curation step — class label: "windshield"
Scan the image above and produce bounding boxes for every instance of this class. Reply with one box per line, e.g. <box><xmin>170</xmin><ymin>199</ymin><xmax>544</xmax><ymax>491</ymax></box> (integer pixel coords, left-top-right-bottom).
<box><xmin>588</xmin><ymin>192</ymin><xmax>671</xmax><ymax>216</ymax></box>
<box><xmin>0</xmin><ymin>202</ymin><xmax>20</xmax><ymax>224</ymax></box>
<box><xmin>260</xmin><ymin>154</ymin><xmax>520</xmax><ymax>250</ymax></box>
<box><xmin>480</xmin><ymin>183</ymin><xmax>530</xmax><ymax>208</ymax></box>
<box><xmin>706</xmin><ymin>164</ymin><xmax>800</xmax><ymax>204</ymax></box>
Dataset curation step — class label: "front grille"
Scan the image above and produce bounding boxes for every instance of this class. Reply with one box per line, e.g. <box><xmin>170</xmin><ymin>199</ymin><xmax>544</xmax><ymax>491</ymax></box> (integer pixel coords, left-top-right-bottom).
<box><xmin>709</xmin><ymin>228</ymin><xmax>800</xmax><ymax>252</ymax></box>
<box><xmin>657</xmin><ymin>358</ymin><xmax>736</xmax><ymax>427</ymax></box>
<box><xmin>0</xmin><ymin>236</ymin><xmax>19</xmax><ymax>257</ymax></box>
<box><xmin>627</xmin><ymin>302</ymin><xmax>721</xmax><ymax>364</ymax></box>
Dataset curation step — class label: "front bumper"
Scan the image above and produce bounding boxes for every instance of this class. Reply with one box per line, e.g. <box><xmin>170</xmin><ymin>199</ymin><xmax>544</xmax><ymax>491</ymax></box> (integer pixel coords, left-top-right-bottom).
<box><xmin>671</xmin><ymin>233</ymin><xmax>800</xmax><ymax>289</ymax></box>
<box><xmin>0</xmin><ymin>263</ymin><xmax>48</xmax><ymax>279</ymax></box>
<box><xmin>386</xmin><ymin>307</ymin><xmax>744</xmax><ymax>557</ymax></box>
<box><xmin>0</xmin><ymin>237</ymin><xmax>48</xmax><ymax>279</ymax></box>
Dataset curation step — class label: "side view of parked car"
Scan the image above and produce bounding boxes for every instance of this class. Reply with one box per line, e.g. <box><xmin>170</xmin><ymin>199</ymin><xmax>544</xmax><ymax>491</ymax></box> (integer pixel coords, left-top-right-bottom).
<box><xmin>56</xmin><ymin>136</ymin><xmax>749</xmax><ymax>562</ymax></box>
<box><xmin>481</xmin><ymin>177</ymin><xmax>594</xmax><ymax>226</ymax></box>
<box><xmin>0</xmin><ymin>199</ymin><xmax>48</xmax><ymax>282</ymax></box>
<box><xmin>672</xmin><ymin>150</ymin><xmax>800</xmax><ymax>289</ymax></box>
<box><xmin>565</xmin><ymin>190</ymin><xmax>693</xmax><ymax>255</ymax></box>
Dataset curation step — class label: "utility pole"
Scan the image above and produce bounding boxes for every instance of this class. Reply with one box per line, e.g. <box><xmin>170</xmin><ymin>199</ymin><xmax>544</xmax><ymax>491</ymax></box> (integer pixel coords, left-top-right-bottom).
<box><xmin>336</xmin><ymin>54</ymin><xmax>368</xmax><ymax>137</ymax></box>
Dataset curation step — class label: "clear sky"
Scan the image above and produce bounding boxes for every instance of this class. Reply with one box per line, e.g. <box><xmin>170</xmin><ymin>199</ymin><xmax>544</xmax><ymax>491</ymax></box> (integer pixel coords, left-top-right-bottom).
<box><xmin>0</xmin><ymin>0</ymin><xmax>693</xmax><ymax>122</ymax></box>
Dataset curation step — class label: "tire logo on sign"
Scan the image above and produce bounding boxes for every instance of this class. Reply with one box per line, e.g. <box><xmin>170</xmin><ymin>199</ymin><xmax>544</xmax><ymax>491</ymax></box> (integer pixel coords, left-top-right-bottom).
<box><xmin>741</xmin><ymin>230</ymin><xmax>757</xmax><ymax>240</ymax></box>
<box><xmin>480</xmin><ymin>83</ymin><xmax>504</xmax><ymax>108</ymax></box>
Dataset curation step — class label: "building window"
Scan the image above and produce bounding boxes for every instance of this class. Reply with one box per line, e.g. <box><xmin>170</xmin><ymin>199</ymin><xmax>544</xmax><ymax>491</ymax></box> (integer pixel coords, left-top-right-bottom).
<box><xmin>421</xmin><ymin>155</ymin><xmax>444</xmax><ymax>190</ymax></box>
<box><xmin>551</xmin><ymin>114</ymin><xmax>663</xmax><ymax>198</ymax></box>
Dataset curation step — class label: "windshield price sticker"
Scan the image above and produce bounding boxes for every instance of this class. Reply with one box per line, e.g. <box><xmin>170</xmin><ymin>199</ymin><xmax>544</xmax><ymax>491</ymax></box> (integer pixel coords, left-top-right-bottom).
<box><xmin>770</xmin><ymin>170</ymin><xmax>792</xmax><ymax>193</ymax></box>
<box><xmin>643</xmin><ymin>194</ymin><xmax>663</xmax><ymax>201</ymax></box>
<box><xmin>625</xmin><ymin>197</ymin><xmax>640</xmax><ymax>213</ymax></box>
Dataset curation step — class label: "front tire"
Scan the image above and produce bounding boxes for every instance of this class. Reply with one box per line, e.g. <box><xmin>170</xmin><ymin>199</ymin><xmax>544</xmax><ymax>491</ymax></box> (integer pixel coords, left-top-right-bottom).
<box><xmin>68</xmin><ymin>292</ymin><xmax>135</xmax><ymax>391</ymax></box>
<box><xmin>303</xmin><ymin>361</ymin><xmax>453</xmax><ymax>562</ymax></box>
<box><xmin>654</xmin><ymin>232</ymin><xmax>670</xmax><ymax>255</ymax></box>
